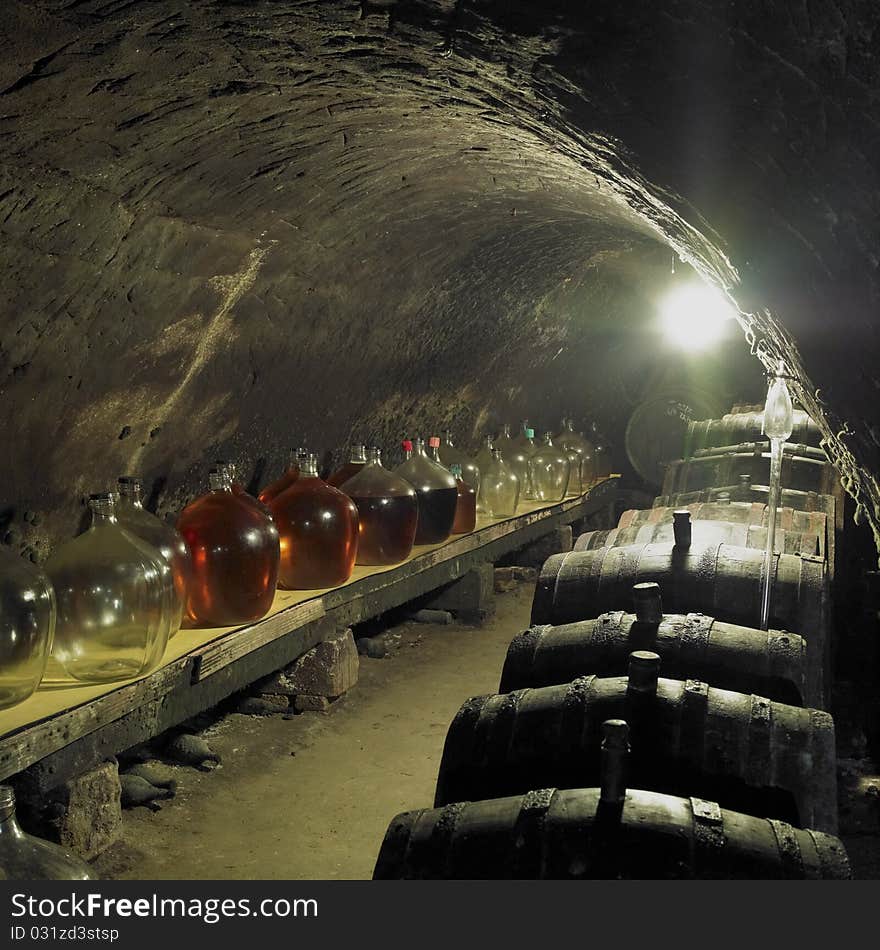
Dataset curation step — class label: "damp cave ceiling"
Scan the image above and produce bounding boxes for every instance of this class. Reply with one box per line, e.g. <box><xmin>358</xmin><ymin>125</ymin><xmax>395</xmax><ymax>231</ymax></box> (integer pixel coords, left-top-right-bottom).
<box><xmin>1</xmin><ymin>0</ymin><xmax>879</xmax><ymax>556</ymax></box>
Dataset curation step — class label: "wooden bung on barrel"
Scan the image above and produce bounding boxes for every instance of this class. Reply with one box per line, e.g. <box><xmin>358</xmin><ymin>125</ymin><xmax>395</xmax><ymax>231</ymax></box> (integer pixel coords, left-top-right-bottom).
<box><xmin>500</xmin><ymin>581</ymin><xmax>810</xmax><ymax>705</ymax></box>
<box><xmin>530</xmin><ymin>534</ymin><xmax>830</xmax><ymax>707</ymax></box>
<box><xmin>617</xmin><ymin>502</ymin><xmax>831</xmax><ymax>575</ymax></box>
<box><xmin>375</xmin><ymin>723</ymin><xmax>850</xmax><ymax>880</ymax></box>
<box><xmin>435</xmin><ymin>652</ymin><xmax>837</xmax><ymax>831</ymax></box>
<box><xmin>686</xmin><ymin>409</ymin><xmax>822</xmax><ymax>454</ymax></box>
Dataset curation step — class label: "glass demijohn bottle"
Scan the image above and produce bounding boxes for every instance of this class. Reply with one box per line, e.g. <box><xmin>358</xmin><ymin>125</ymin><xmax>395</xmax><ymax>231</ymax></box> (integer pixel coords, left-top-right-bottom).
<box><xmin>479</xmin><ymin>449</ymin><xmax>520</xmax><ymax>518</ymax></box>
<box><xmin>269</xmin><ymin>454</ymin><xmax>359</xmax><ymax>589</ymax></box>
<box><xmin>394</xmin><ymin>438</ymin><xmax>458</xmax><ymax>544</ymax></box>
<box><xmin>0</xmin><ymin>786</ymin><xmax>94</xmax><ymax>880</ymax></box>
<box><xmin>177</xmin><ymin>470</ymin><xmax>280</xmax><ymax>627</ymax></box>
<box><xmin>0</xmin><ymin>547</ymin><xmax>55</xmax><ymax>710</ymax></box>
<box><xmin>46</xmin><ymin>493</ymin><xmax>174</xmax><ymax>684</ymax></box>
<box><xmin>530</xmin><ymin>433</ymin><xmax>572</xmax><ymax>503</ymax></box>
<box><xmin>439</xmin><ymin>431</ymin><xmax>481</xmax><ymax>494</ymax></box>
<box><xmin>340</xmin><ymin>447</ymin><xmax>418</xmax><ymax>565</ymax></box>
<box><xmin>508</xmin><ymin>421</ymin><xmax>537</xmax><ymax>500</ymax></box>
<box><xmin>116</xmin><ymin>476</ymin><xmax>190</xmax><ymax>639</ymax></box>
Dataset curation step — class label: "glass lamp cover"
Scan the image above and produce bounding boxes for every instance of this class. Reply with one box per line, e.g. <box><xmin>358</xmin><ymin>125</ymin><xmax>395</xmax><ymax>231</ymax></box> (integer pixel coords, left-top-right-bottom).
<box><xmin>763</xmin><ymin>362</ymin><xmax>795</xmax><ymax>442</ymax></box>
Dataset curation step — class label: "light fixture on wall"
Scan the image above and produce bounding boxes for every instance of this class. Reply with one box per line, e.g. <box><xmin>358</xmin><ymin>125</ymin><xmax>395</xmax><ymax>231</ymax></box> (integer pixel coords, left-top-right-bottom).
<box><xmin>658</xmin><ymin>280</ymin><xmax>737</xmax><ymax>351</ymax></box>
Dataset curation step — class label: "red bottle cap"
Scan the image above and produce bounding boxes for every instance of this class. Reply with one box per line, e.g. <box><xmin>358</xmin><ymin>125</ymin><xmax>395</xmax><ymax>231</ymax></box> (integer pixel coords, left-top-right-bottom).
<box><xmin>402</xmin><ymin>439</ymin><xmax>413</xmax><ymax>452</ymax></box>
<box><xmin>428</xmin><ymin>436</ymin><xmax>440</xmax><ymax>448</ymax></box>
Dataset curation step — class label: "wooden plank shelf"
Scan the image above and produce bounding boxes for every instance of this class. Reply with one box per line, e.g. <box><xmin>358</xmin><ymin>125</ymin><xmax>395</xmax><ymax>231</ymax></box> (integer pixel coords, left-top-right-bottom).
<box><xmin>0</xmin><ymin>477</ymin><xmax>619</xmax><ymax>791</ymax></box>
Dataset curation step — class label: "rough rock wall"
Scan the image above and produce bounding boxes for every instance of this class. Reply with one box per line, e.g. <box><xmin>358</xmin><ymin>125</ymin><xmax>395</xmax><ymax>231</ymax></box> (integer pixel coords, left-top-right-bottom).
<box><xmin>0</xmin><ymin>1</ymin><xmax>876</xmax><ymax>557</ymax></box>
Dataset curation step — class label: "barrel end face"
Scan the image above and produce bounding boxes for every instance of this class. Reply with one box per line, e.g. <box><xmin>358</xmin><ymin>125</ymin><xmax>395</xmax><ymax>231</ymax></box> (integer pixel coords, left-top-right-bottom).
<box><xmin>531</xmin><ymin>553</ymin><xmax>568</xmax><ymax>625</ymax></box>
<box><xmin>372</xmin><ymin>808</ymin><xmax>425</xmax><ymax>880</ymax></box>
<box><xmin>499</xmin><ymin>626</ymin><xmax>543</xmax><ymax>692</ymax></box>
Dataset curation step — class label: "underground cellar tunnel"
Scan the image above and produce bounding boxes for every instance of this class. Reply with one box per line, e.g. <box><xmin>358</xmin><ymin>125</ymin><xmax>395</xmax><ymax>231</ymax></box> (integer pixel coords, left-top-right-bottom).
<box><xmin>1</xmin><ymin>0</ymin><xmax>879</xmax><ymax>883</ymax></box>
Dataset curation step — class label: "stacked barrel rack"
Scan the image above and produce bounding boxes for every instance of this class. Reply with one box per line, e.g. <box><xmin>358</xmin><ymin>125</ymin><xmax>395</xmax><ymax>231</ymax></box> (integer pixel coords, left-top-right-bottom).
<box><xmin>373</xmin><ymin>404</ymin><xmax>854</xmax><ymax>880</ymax></box>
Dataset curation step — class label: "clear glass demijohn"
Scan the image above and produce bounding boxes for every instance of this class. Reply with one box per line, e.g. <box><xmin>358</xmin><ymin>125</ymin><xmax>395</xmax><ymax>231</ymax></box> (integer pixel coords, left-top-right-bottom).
<box><xmin>530</xmin><ymin>433</ymin><xmax>572</xmax><ymax>503</ymax></box>
<box><xmin>439</xmin><ymin>431</ymin><xmax>481</xmax><ymax>495</ymax></box>
<box><xmin>0</xmin><ymin>547</ymin><xmax>55</xmax><ymax>710</ymax></box>
<box><xmin>116</xmin><ymin>476</ymin><xmax>190</xmax><ymax>639</ymax></box>
<box><xmin>45</xmin><ymin>493</ymin><xmax>174</xmax><ymax>684</ymax></box>
<box><xmin>0</xmin><ymin>786</ymin><xmax>94</xmax><ymax>880</ymax></box>
<box><xmin>479</xmin><ymin>449</ymin><xmax>520</xmax><ymax>518</ymax></box>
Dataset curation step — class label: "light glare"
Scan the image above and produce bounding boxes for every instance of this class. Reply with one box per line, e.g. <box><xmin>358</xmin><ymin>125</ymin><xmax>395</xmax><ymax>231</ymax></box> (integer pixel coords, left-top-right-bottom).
<box><xmin>660</xmin><ymin>282</ymin><xmax>737</xmax><ymax>351</ymax></box>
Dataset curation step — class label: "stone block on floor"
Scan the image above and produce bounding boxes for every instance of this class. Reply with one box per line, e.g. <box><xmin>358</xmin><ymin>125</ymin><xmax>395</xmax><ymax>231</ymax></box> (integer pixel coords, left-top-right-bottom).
<box><xmin>494</xmin><ymin>565</ymin><xmax>539</xmax><ymax>592</ymax></box>
<box><xmin>422</xmin><ymin>563</ymin><xmax>495</xmax><ymax>624</ymax></box>
<box><xmin>282</xmin><ymin>627</ymin><xmax>359</xmax><ymax>698</ymax></box>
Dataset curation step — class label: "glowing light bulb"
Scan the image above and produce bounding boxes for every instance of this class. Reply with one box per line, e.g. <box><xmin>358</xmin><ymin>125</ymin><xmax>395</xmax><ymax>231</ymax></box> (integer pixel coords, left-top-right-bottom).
<box><xmin>659</xmin><ymin>281</ymin><xmax>737</xmax><ymax>351</ymax></box>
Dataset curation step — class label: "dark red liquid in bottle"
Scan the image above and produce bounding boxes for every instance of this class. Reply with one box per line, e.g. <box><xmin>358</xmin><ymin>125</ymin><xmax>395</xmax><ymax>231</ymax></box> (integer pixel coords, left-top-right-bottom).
<box><xmin>177</xmin><ymin>478</ymin><xmax>280</xmax><ymax>627</ymax></box>
<box><xmin>395</xmin><ymin>438</ymin><xmax>458</xmax><ymax>544</ymax></box>
<box><xmin>348</xmin><ymin>494</ymin><xmax>419</xmax><ymax>564</ymax></box>
<box><xmin>269</xmin><ymin>465</ymin><xmax>359</xmax><ymax>589</ymax></box>
<box><xmin>451</xmin><ymin>477</ymin><xmax>477</xmax><ymax>534</ymax></box>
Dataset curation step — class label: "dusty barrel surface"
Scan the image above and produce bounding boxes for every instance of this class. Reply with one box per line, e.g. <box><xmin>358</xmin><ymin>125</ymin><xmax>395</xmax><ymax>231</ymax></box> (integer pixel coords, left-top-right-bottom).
<box><xmin>690</xmin><ymin>441</ymin><xmax>827</xmax><ymax>461</ymax></box>
<box><xmin>500</xmin><ymin>611</ymin><xmax>809</xmax><ymax>705</ymax></box>
<box><xmin>686</xmin><ymin>410</ymin><xmax>822</xmax><ymax>453</ymax></box>
<box><xmin>618</xmin><ymin>503</ymin><xmax>832</xmax><ymax>577</ymax></box>
<box><xmin>661</xmin><ymin>446</ymin><xmax>840</xmax><ymax>497</ymax></box>
<box><xmin>573</xmin><ymin>518</ymin><xmax>822</xmax><ymax>560</ymax></box>
<box><xmin>530</xmin><ymin>542</ymin><xmax>830</xmax><ymax>705</ymax></box>
<box><xmin>373</xmin><ymin>787</ymin><xmax>850</xmax><ymax>880</ymax></box>
<box><xmin>434</xmin><ymin>675</ymin><xmax>837</xmax><ymax>831</ymax></box>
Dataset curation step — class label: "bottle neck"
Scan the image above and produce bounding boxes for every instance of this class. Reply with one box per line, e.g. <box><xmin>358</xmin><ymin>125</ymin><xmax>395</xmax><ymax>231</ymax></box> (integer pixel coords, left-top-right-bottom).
<box><xmin>415</xmin><ymin>439</ymin><xmax>427</xmax><ymax>457</ymax></box>
<box><xmin>117</xmin><ymin>478</ymin><xmax>144</xmax><ymax>508</ymax></box>
<box><xmin>350</xmin><ymin>444</ymin><xmax>367</xmax><ymax>464</ymax></box>
<box><xmin>443</xmin><ymin>431</ymin><xmax>455</xmax><ymax>448</ymax></box>
<box><xmin>0</xmin><ymin>787</ymin><xmax>22</xmax><ymax>834</ymax></box>
<box><xmin>367</xmin><ymin>446</ymin><xmax>382</xmax><ymax>465</ymax></box>
<box><xmin>300</xmin><ymin>455</ymin><xmax>319</xmax><ymax>477</ymax></box>
<box><xmin>209</xmin><ymin>471</ymin><xmax>233</xmax><ymax>492</ymax></box>
<box><xmin>88</xmin><ymin>494</ymin><xmax>118</xmax><ymax>526</ymax></box>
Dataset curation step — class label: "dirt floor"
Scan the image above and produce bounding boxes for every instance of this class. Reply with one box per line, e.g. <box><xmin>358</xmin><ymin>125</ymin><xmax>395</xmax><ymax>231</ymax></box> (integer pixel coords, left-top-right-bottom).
<box><xmin>94</xmin><ymin>583</ymin><xmax>535</xmax><ymax>880</ymax></box>
<box><xmin>92</xmin><ymin>579</ymin><xmax>880</xmax><ymax>880</ymax></box>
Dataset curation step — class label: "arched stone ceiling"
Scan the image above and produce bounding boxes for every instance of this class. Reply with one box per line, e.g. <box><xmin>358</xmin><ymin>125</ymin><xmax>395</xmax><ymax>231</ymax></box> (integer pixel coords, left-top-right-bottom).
<box><xmin>1</xmin><ymin>1</ymin><xmax>877</xmax><ymax>557</ymax></box>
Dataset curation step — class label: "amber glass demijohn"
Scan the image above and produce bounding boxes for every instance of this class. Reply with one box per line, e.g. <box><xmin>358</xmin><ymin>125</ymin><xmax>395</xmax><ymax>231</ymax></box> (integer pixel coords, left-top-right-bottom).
<box><xmin>0</xmin><ymin>547</ymin><xmax>55</xmax><ymax>710</ymax></box>
<box><xmin>479</xmin><ymin>449</ymin><xmax>520</xmax><ymax>518</ymax></box>
<box><xmin>268</xmin><ymin>454</ymin><xmax>359</xmax><ymax>589</ymax></box>
<box><xmin>46</xmin><ymin>493</ymin><xmax>174</xmax><ymax>684</ymax></box>
<box><xmin>327</xmin><ymin>444</ymin><xmax>368</xmax><ymax>488</ymax></box>
<box><xmin>258</xmin><ymin>449</ymin><xmax>301</xmax><ymax>505</ymax></box>
<box><xmin>116</xmin><ymin>476</ymin><xmax>190</xmax><ymax>638</ymax></box>
<box><xmin>530</xmin><ymin>433</ymin><xmax>572</xmax><ymax>503</ymax></box>
<box><xmin>340</xmin><ymin>448</ymin><xmax>418</xmax><ymax>566</ymax></box>
<box><xmin>394</xmin><ymin>438</ymin><xmax>458</xmax><ymax>544</ymax></box>
<box><xmin>449</xmin><ymin>464</ymin><xmax>477</xmax><ymax>534</ymax></box>
<box><xmin>177</xmin><ymin>470</ymin><xmax>280</xmax><ymax>627</ymax></box>
<box><xmin>0</xmin><ymin>786</ymin><xmax>94</xmax><ymax>880</ymax></box>
<box><xmin>215</xmin><ymin>459</ymin><xmax>273</xmax><ymax>516</ymax></box>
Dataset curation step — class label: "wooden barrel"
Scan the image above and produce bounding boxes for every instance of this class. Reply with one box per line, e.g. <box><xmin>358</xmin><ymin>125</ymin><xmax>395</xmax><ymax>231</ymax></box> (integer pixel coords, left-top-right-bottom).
<box><xmin>691</xmin><ymin>441</ymin><xmax>827</xmax><ymax>461</ymax></box>
<box><xmin>652</xmin><ymin>482</ymin><xmax>840</xmax><ymax>531</ymax></box>
<box><xmin>686</xmin><ymin>410</ymin><xmax>822</xmax><ymax>454</ymax></box>
<box><xmin>374</xmin><ymin>788</ymin><xmax>851</xmax><ymax>880</ymax></box>
<box><xmin>619</xmin><ymin>503</ymin><xmax>832</xmax><ymax>579</ymax></box>
<box><xmin>499</xmin><ymin>610</ymin><xmax>809</xmax><ymax>706</ymax></box>
<box><xmin>573</xmin><ymin>518</ymin><xmax>821</xmax><ymax>560</ymax></box>
<box><xmin>530</xmin><ymin>542</ymin><xmax>829</xmax><ymax>706</ymax></box>
<box><xmin>434</xmin><ymin>672</ymin><xmax>837</xmax><ymax>831</ymax></box>
<box><xmin>661</xmin><ymin>446</ymin><xmax>840</xmax><ymax>497</ymax></box>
